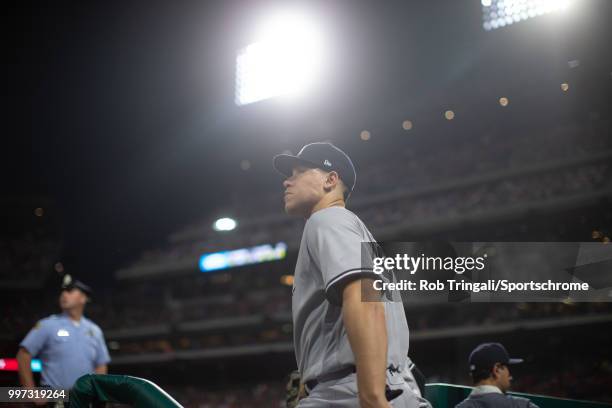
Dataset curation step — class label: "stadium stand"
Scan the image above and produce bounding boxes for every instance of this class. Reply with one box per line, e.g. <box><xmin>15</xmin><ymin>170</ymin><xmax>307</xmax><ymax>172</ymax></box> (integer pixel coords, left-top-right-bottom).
<box><xmin>2</xmin><ymin>119</ymin><xmax>611</xmax><ymax>405</ymax></box>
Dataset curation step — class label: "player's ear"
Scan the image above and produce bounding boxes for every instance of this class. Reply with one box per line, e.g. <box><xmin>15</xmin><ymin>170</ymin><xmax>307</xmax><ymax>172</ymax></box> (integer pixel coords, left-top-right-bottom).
<box><xmin>491</xmin><ymin>363</ymin><xmax>502</xmax><ymax>379</ymax></box>
<box><xmin>324</xmin><ymin>171</ymin><xmax>340</xmax><ymax>190</ymax></box>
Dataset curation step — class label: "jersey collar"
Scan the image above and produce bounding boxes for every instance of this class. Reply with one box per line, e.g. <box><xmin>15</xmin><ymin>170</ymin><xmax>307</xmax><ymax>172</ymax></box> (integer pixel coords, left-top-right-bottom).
<box><xmin>471</xmin><ymin>385</ymin><xmax>503</xmax><ymax>396</ymax></box>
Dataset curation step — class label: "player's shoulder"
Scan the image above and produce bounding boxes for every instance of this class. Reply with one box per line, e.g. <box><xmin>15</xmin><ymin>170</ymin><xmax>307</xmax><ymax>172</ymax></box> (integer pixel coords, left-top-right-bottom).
<box><xmin>454</xmin><ymin>400</ymin><xmax>474</xmax><ymax>408</ymax></box>
<box><xmin>307</xmin><ymin>206</ymin><xmax>360</xmax><ymax>229</ymax></box>
<box><xmin>455</xmin><ymin>393</ymin><xmax>501</xmax><ymax>408</ymax></box>
<box><xmin>506</xmin><ymin>394</ymin><xmax>539</xmax><ymax>407</ymax></box>
<box><xmin>460</xmin><ymin>393</ymin><xmax>536</xmax><ymax>408</ymax></box>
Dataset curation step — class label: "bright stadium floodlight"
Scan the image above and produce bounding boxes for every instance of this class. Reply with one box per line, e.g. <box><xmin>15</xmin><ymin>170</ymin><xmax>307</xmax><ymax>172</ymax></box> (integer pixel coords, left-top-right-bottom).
<box><xmin>213</xmin><ymin>217</ymin><xmax>237</xmax><ymax>232</ymax></box>
<box><xmin>481</xmin><ymin>0</ymin><xmax>572</xmax><ymax>31</ymax></box>
<box><xmin>235</xmin><ymin>10</ymin><xmax>325</xmax><ymax>106</ymax></box>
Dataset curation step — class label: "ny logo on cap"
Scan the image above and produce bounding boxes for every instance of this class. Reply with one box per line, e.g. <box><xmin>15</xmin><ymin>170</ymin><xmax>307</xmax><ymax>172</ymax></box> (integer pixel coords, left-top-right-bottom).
<box><xmin>323</xmin><ymin>159</ymin><xmax>332</xmax><ymax>167</ymax></box>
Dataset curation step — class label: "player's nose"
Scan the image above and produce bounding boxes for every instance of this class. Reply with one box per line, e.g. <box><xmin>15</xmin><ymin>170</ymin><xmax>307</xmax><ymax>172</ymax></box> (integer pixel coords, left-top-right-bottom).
<box><xmin>283</xmin><ymin>178</ymin><xmax>292</xmax><ymax>189</ymax></box>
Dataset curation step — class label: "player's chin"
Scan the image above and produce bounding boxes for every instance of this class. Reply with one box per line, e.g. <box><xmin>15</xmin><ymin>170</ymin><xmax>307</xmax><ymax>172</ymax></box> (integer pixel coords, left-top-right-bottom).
<box><xmin>284</xmin><ymin>203</ymin><xmax>297</xmax><ymax>215</ymax></box>
<box><xmin>284</xmin><ymin>200</ymin><xmax>303</xmax><ymax>216</ymax></box>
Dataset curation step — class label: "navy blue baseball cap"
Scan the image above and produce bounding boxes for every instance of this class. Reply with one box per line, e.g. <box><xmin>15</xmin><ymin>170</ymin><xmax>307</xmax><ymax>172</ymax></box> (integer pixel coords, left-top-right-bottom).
<box><xmin>469</xmin><ymin>343</ymin><xmax>523</xmax><ymax>372</ymax></box>
<box><xmin>61</xmin><ymin>274</ymin><xmax>93</xmax><ymax>297</ymax></box>
<box><xmin>273</xmin><ymin>142</ymin><xmax>357</xmax><ymax>198</ymax></box>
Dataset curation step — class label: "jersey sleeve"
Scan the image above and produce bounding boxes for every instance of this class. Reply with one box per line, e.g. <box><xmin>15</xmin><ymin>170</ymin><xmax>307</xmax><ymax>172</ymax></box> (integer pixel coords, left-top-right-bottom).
<box><xmin>308</xmin><ymin>211</ymin><xmax>377</xmax><ymax>305</ymax></box>
<box><xmin>523</xmin><ymin>398</ymin><xmax>540</xmax><ymax>408</ymax></box>
<box><xmin>94</xmin><ymin>327</ymin><xmax>111</xmax><ymax>367</ymax></box>
<box><xmin>507</xmin><ymin>396</ymin><xmax>541</xmax><ymax>408</ymax></box>
<box><xmin>19</xmin><ymin>320</ymin><xmax>50</xmax><ymax>357</ymax></box>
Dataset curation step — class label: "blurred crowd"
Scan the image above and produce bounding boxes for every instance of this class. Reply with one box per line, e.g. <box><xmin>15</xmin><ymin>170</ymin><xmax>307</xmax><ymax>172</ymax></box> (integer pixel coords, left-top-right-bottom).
<box><xmin>0</xmin><ymin>226</ymin><xmax>60</xmax><ymax>282</ymax></box>
<box><xmin>152</xmin><ymin>350</ymin><xmax>612</xmax><ymax>407</ymax></box>
<box><xmin>128</xmin><ymin>159</ymin><xmax>611</xmax><ymax>271</ymax></box>
<box><xmin>165</xmin><ymin>382</ymin><xmax>286</xmax><ymax>408</ymax></box>
<box><xmin>121</xmin><ymin>119</ymin><xmax>611</xmax><ymax>271</ymax></box>
<box><xmin>355</xmin><ymin>120</ymin><xmax>610</xmax><ymax>197</ymax></box>
<box><xmin>3</xmin><ymin>121</ymin><xmax>608</xmax><ymax>285</ymax></box>
<box><xmin>99</xmin><ymin>301</ymin><xmax>611</xmax><ymax>357</ymax></box>
<box><xmin>514</xmin><ymin>356</ymin><xmax>612</xmax><ymax>402</ymax></box>
<box><xmin>2</xmin><ymin>119</ymin><xmax>611</xmax><ymax>404</ymax></box>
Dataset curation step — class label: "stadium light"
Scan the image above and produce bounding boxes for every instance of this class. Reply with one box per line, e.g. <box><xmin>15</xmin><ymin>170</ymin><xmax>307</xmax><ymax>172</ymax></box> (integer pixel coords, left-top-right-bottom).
<box><xmin>199</xmin><ymin>242</ymin><xmax>288</xmax><ymax>272</ymax></box>
<box><xmin>213</xmin><ymin>217</ymin><xmax>237</xmax><ymax>232</ymax></box>
<box><xmin>0</xmin><ymin>358</ymin><xmax>42</xmax><ymax>372</ymax></box>
<box><xmin>402</xmin><ymin>120</ymin><xmax>413</xmax><ymax>131</ymax></box>
<box><xmin>235</xmin><ymin>10</ymin><xmax>325</xmax><ymax>106</ymax></box>
<box><xmin>481</xmin><ymin>0</ymin><xmax>572</xmax><ymax>31</ymax></box>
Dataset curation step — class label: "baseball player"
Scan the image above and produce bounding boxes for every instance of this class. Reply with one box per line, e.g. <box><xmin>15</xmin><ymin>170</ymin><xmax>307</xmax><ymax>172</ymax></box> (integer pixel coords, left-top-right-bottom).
<box><xmin>274</xmin><ymin>142</ymin><xmax>431</xmax><ymax>407</ymax></box>
<box><xmin>455</xmin><ymin>342</ymin><xmax>539</xmax><ymax>408</ymax></box>
<box><xmin>17</xmin><ymin>275</ymin><xmax>110</xmax><ymax>397</ymax></box>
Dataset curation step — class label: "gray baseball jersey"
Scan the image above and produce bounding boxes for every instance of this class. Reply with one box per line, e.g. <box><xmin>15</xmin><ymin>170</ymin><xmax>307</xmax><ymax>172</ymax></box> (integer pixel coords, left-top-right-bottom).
<box><xmin>292</xmin><ymin>206</ymin><xmax>410</xmax><ymax>383</ymax></box>
<box><xmin>455</xmin><ymin>392</ymin><xmax>540</xmax><ymax>408</ymax></box>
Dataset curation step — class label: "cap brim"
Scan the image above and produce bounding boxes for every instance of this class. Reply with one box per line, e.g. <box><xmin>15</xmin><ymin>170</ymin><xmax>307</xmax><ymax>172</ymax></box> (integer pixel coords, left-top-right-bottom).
<box><xmin>508</xmin><ymin>358</ymin><xmax>524</xmax><ymax>365</ymax></box>
<box><xmin>62</xmin><ymin>285</ymin><xmax>92</xmax><ymax>297</ymax></box>
<box><xmin>273</xmin><ymin>154</ymin><xmax>319</xmax><ymax>177</ymax></box>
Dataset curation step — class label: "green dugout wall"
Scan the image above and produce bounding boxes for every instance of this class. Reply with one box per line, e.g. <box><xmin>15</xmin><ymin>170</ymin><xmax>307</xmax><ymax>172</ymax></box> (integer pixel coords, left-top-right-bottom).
<box><xmin>425</xmin><ymin>383</ymin><xmax>611</xmax><ymax>408</ymax></box>
<box><xmin>70</xmin><ymin>375</ymin><xmax>611</xmax><ymax>407</ymax></box>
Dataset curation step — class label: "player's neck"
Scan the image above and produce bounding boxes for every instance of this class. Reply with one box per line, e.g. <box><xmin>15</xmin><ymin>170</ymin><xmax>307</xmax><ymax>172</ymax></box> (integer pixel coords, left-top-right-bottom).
<box><xmin>309</xmin><ymin>196</ymin><xmax>345</xmax><ymax>218</ymax></box>
<box><xmin>475</xmin><ymin>379</ymin><xmax>502</xmax><ymax>391</ymax></box>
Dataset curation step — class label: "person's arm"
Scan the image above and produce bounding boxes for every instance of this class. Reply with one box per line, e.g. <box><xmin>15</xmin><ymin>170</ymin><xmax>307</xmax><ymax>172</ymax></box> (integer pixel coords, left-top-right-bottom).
<box><xmin>342</xmin><ymin>279</ymin><xmax>390</xmax><ymax>408</ymax></box>
<box><xmin>94</xmin><ymin>365</ymin><xmax>108</xmax><ymax>374</ymax></box>
<box><xmin>93</xmin><ymin>325</ymin><xmax>111</xmax><ymax>375</ymax></box>
<box><xmin>17</xmin><ymin>348</ymin><xmax>47</xmax><ymax>406</ymax></box>
<box><xmin>16</xmin><ymin>347</ymin><xmax>36</xmax><ymax>388</ymax></box>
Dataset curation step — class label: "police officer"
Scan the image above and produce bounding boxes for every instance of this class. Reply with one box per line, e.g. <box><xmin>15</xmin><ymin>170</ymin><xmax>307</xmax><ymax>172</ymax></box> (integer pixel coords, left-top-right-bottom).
<box><xmin>455</xmin><ymin>342</ymin><xmax>539</xmax><ymax>408</ymax></box>
<box><xmin>16</xmin><ymin>275</ymin><xmax>111</xmax><ymax>396</ymax></box>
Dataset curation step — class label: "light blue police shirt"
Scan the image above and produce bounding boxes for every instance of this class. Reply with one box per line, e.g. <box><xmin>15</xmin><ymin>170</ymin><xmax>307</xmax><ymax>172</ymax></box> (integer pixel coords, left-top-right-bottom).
<box><xmin>20</xmin><ymin>313</ymin><xmax>111</xmax><ymax>389</ymax></box>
